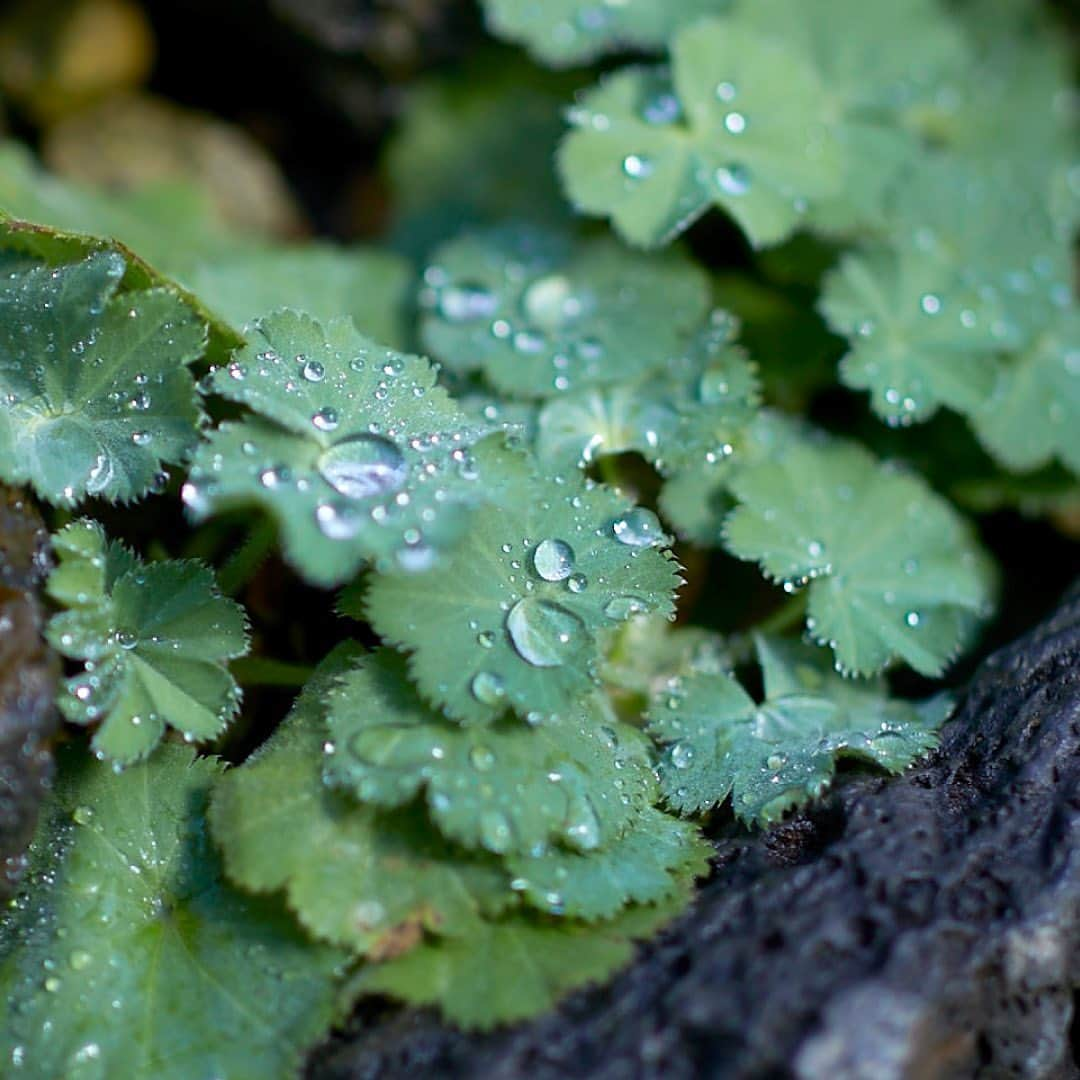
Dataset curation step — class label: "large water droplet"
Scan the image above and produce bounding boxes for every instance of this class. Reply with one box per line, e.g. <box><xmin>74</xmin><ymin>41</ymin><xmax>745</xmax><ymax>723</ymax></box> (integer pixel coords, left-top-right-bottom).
<box><xmin>506</xmin><ymin>597</ymin><xmax>585</xmax><ymax>668</ymax></box>
<box><xmin>532</xmin><ymin>538</ymin><xmax>575</xmax><ymax>582</ymax></box>
<box><xmin>320</xmin><ymin>434</ymin><xmax>407</xmax><ymax>499</ymax></box>
<box><xmin>612</xmin><ymin>507</ymin><xmax>664</xmax><ymax>548</ymax></box>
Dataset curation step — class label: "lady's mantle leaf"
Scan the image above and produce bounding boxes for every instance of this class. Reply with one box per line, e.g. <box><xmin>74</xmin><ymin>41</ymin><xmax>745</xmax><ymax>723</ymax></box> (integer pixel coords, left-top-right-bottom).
<box><xmin>420</xmin><ymin>224</ymin><xmax>710</xmax><ymax>398</ymax></box>
<box><xmin>211</xmin><ymin>646</ymin><xmax>509</xmax><ymax>957</ymax></box>
<box><xmin>0</xmin><ymin>743</ymin><xmax>343</xmax><ymax>1080</ymax></box>
<box><xmin>350</xmin><ymin>899</ymin><xmax>685</xmax><ymax>1030</ymax></box>
<box><xmin>0</xmin><ymin>251</ymin><xmax>206</xmax><ymax>504</ymax></box>
<box><xmin>649</xmin><ymin>637</ymin><xmax>949</xmax><ymax>824</ymax></box>
<box><xmin>46</xmin><ymin>520</ymin><xmax>248</xmax><ymax>765</ymax></box>
<box><xmin>505</xmin><ymin>807</ymin><xmax>711</xmax><ymax>920</ymax></box>
<box><xmin>324</xmin><ymin>649</ymin><xmax>656</xmax><ymax>857</ymax></box>
<box><xmin>723</xmin><ymin>438</ymin><xmax>995</xmax><ymax>676</ymax></box>
<box><xmin>186</xmin><ymin>309</ymin><xmax>487</xmax><ymax>587</ymax></box>
<box><xmin>482</xmin><ymin>0</ymin><xmax>727</xmax><ymax>68</ymax></box>
<box><xmin>972</xmin><ymin>310</ymin><xmax>1080</xmax><ymax>476</ymax></box>
<box><xmin>558</xmin><ymin>21</ymin><xmax>844</xmax><ymax>248</ymax></box>
<box><xmin>366</xmin><ymin>437</ymin><xmax>681</xmax><ymax>724</ymax></box>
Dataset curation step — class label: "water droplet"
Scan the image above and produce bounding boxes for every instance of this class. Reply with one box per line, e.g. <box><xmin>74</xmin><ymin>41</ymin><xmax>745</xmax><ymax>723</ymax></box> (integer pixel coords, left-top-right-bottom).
<box><xmin>715</xmin><ymin>81</ymin><xmax>737</xmax><ymax>102</ymax></box>
<box><xmin>131</xmin><ymin>430</ymin><xmax>152</xmax><ymax>446</ymax></box>
<box><xmin>471</xmin><ymin>671</ymin><xmax>506</xmax><ymax>705</ymax></box>
<box><xmin>477</xmin><ymin>630</ymin><xmax>495</xmax><ymax>649</ymax></box>
<box><xmin>920</xmin><ymin>293</ymin><xmax>942</xmax><ymax>316</ymax></box>
<box><xmin>905</xmin><ymin>611</ymin><xmax>921</xmax><ymax>627</ymax></box>
<box><xmin>604</xmin><ymin>595</ymin><xmax>648</xmax><ymax>620</ymax></box>
<box><xmin>312</xmin><ymin>407</ymin><xmax>339</xmax><ymax>432</ymax></box>
<box><xmin>69</xmin><ymin>950</ymin><xmax>92</xmax><ymax>971</ymax></box>
<box><xmin>479</xmin><ymin>809</ymin><xmax>513</xmax><ymax>853</ymax></box>
<box><xmin>723</xmin><ymin>112</ymin><xmax>747</xmax><ymax>135</ymax></box>
<box><xmin>523</xmin><ymin>275</ymin><xmax>582</xmax><ymax>329</ymax></box>
<box><xmin>532</xmin><ymin>538</ymin><xmax>575</xmax><ymax>581</ymax></box>
<box><xmin>506</xmin><ymin>597</ymin><xmax>585</xmax><ymax>668</ymax></box>
<box><xmin>353</xmin><ymin>899</ymin><xmax>386</xmax><ymax>929</ymax></box>
<box><xmin>623</xmin><ymin>154</ymin><xmax>654</xmax><ymax>179</ymax></box>
<box><xmin>315</xmin><ymin>501</ymin><xmax>363</xmax><ymax>540</ymax></box>
<box><xmin>469</xmin><ymin>745</ymin><xmax>496</xmax><ymax>771</ymax></box>
<box><xmin>564</xmin><ymin>797</ymin><xmax>601</xmax><ymax>851</ymax></box>
<box><xmin>301</xmin><ymin>359</ymin><xmax>326</xmax><ymax>382</ymax></box>
<box><xmin>766</xmin><ymin>753</ymin><xmax>786</xmax><ymax>771</ymax></box>
<box><xmin>439</xmin><ymin>282</ymin><xmax>497</xmax><ymax>322</ymax></box>
<box><xmin>612</xmin><ymin>507</ymin><xmax>664</xmax><ymax>548</ymax></box>
<box><xmin>642</xmin><ymin>92</ymin><xmax>681</xmax><ymax>125</ymax></box>
<box><xmin>72</xmin><ymin>806</ymin><xmax>94</xmax><ymax>826</ymax></box>
<box><xmin>320</xmin><ymin>434</ymin><xmax>407</xmax><ymax>499</ymax></box>
<box><xmin>671</xmin><ymin>744</ymin><xmax>694</xmax><ymax>770</ymax></box>
<box><xmin>566</xmin><ymin>573</ymin><xmax>588</xmax><ymax>594</ymax></box>
<box><xmin>715</xmin><ymin>164</ymin><xmax>751</xmax><ymax>196</ymax></box>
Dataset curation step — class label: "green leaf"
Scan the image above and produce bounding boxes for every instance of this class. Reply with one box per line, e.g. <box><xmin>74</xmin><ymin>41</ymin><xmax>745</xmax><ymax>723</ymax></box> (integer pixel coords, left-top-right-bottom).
<box><xmin>420</xmin><ymin>224</ymin><xmax>710</xmax><ymax>398</ymax></box>
<box><xmin>366</xmin><ymin>437</ymin><xmax>681</xmax><ymax>724</ymax></box>
<box><xmin>505</xmin><ymin>807</ymin><xmax>711</xmax><ymax>920</ymax></box>
<box><xmin>349</xmin><ymin>899</ymin><xmax>685</xmax><ymax>1029</ymax></box>
<box><xmin>821</xmin><ymin>245</ymin><xmax>1004</xmax><ymax>425</ymax></box>
<box><xmin>723</xmin><ymin>437</ymin><xmax>995</xmax><ymax>676</ymax></box>
<box><xmin>182</xmin><ymin>244</ymin><xmax>412</xmax><ymax>348</ymax></box>
<box><xmin>186</xmin><ymin>309</ymin><xmax>488</xmax><ymax>587</ymax></box>
<box><xmin>46</xmin><ymin>520</ymin><xmax>248</xmax><ymax>764</ymax></box>
<box><xmin>534</xmin><ymin>315</ymin><xmax>760</xmax><ymax>473</ymax></box>
<box><xmin>649</xmin><ymin>636</ymin><xmax>949</xmax><ymax>824</ymax></box>
<box><xmin>0</xmin><ymin>743</ymin><xmax>343</xmax><ymax>1080</ymax></box>
<box><xmin>972</xmin><ymin>310</ymin><xmax>1080</xmax><ymax>476</ymax></box>
<box><xmin>558</xmin><ymin>20</ymin><xmax>845</xmax><ymax>248</ymax></box>
<box><xmin>482</xmin><ymin>0</ymin><xmax>727</xmax><ymax>67</ymax></box>
<box><xmin>211</xmin><ymin>645</ymin><xmax>510</xmax><ymax>957</ymax></box>
<box><xmin>324</xmin><ymin>649</ymin><xmax>657</xmax><ymax>856</ymax></box>
<box><xmin>0</xmin><ymin>251</ymin><xmax>207</xmax><ymax>505</ymax></box>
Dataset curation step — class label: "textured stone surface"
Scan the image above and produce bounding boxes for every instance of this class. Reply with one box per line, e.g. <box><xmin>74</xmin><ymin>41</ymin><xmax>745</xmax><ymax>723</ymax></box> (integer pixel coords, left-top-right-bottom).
<box><xmin>0</xmin><ymin>487</ymin><xmax>58</xmax><ymax>895</ymax></box>
<box><xmin>308</xmin><ymin>586</ymin><xmax>1080</xmax><ymax>1079</ymax></box>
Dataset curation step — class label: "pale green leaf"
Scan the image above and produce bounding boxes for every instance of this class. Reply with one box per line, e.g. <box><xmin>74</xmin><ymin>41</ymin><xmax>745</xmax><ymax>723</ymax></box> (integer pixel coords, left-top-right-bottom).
<box><xmin>324</xmin><ymin>649</ymin><xmax>657</xmax><ymax>856</ymax></box>
<box><xmin>0</xmin><ymin>743</ymin><xmax>343</xmax><ymax>1080</ymax></box>
<box><xmin>186</xmin><ymin>309</ymin><xmax>488</xmax><ymax>586</ymax></box>
<box><xmin>366</xmin><ymin>437</ymin><xmax>681</xmax><ymax>724</ymax></box>
<box><xmin>46</xmin><ymin>520</ymin><xmax>248</xmax><ymax>764</ymax></box>
<box><xmin>649</xmin><ymin>636</ymin><xmax>949</xmax><ymax>824</ymax></box>
<box><xmin>723</xmin><ymin>437</ymin><xmax>995</xmax><ymax>675</ymax></box>
<box><xmin>420</xmin><ymin>224</ymin><xmax>710</xmax><ymax>397</ymax></box>
<box><xmin>0</xmin><ymin>251</ymin><xmax>207</xmax><ymax>504</ymax></box>
<box><xmin>211</xmin><ymin>645</ymin><xmax>510</xmax><ymax>956</ymax></box>
<box><xmin>558</xmin><ymin>20</ymin><xmax>845</xmax><ymax>248</ymax></box>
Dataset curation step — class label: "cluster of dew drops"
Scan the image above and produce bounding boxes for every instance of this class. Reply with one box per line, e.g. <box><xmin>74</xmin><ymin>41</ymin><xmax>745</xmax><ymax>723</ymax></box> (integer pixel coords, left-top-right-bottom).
<box><xmin>464</xmin><ymin>504</ymin><xmax>669</xmax><ymax>709</ymax></box>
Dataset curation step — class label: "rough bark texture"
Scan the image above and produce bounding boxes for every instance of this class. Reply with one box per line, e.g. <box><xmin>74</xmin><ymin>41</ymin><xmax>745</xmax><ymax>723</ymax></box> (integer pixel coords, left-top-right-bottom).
<box><xmin>0</xmin><ymin>487</ymin><xmax>58</xmax><ymax>896</ymax></box>
<box><xmin>308</xmin><ymin>586</ymin><xmax>1080</xmax><ymax>1080</ymax></box>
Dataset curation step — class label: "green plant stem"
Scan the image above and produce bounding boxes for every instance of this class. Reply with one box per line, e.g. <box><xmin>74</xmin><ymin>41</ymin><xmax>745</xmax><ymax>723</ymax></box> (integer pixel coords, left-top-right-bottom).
<box><xmin>217</xmin><ymin>518</ymin><xmax>278</xmax><ymax>596</ymax></box>
<box><xmin>231</xmin><ymin>657</ymin><xmax>314</xmax><ymax>688</ymax></box>
<box><xmin>753</xmin><ymin>590</ymin><xmax>809</xmax><ymax>637</ymax></box>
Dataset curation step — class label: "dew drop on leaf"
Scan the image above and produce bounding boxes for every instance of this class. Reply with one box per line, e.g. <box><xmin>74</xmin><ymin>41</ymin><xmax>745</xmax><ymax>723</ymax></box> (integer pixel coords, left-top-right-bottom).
<box><xmin>715</xmin><ymin>164</ymin><xmax>751</xmax><ymax>197</ymax></box>
<box><xmin>470</xmin><ymin>671</ymin><xmax>506</xmax><ymax>705</ymax></box>
<box><xmin>438</xmin><ymin>282</ymin><xmax>498</xmax><ymax>323</ymax></box>
<box><xmin>319</xmin><ymin>434</ymin><xmax>407</xmax><ymax>500</ymax></box>
<box><xmin>612</xmin><ymin>508</ymin><xmax>664</xmax><ymax>548</ymax></box>
<box><xmin>506</xmin><ymin>597</ymin><xmax>585</xmax><ymax>668</ymax></box>
<box><xmin>532</xmin><ymin>538</ymin><xmax>575</xmax><ymax>582</ymax></box>
<box><xmin>315</xmin><ymin>501</ymin><xmax>363</xmax><ymax>541</ymax></box>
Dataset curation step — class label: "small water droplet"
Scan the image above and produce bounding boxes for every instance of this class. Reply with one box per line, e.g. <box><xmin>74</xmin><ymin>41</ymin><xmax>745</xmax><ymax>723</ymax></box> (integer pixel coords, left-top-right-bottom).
<box><xmin>469</xmin><ymin>745</ymin><xmax>496</xmax><ymax>771</ymax></box>
<box><xmin>612</xmin><ymin>507</ymin><xmax>664</xmax><ymax>548</ymax></box>
<box><xmin>671</xmin><ymin>744</ymin><xmax>694</xmax><ymax>770</ymax></box>
<box><xmin>506</xmin><ymin>597</ymin><xmax>585</xmax><ymax>668</ymax></box>
<box><xmin>312</xmin><ymin>407</ymin><xmax>339</xmax><ymax>432</ymax></box>
<box><xmin>470</xmin><ymin>671</ymin><xmax>506</xmax><ymax>705</ymax></box>
<box><xmin>439</xmin><ymin>282</ymin><xmax>498</xmax><ymax>322</ymax></box>
<box><xmin>480</xmin><ymin>809</ymin><xmax>513</xmax><ymax>853</ymax></box>
<box><xmin>566</xmin><ymin>573</ymin><xmax>588</xmax><ymax>594</ymax></box>
<box><xmin>301</xmin><ymin>359</ymin><xmax>326</xmax><ymax>382</ymax></box>
<box><xmin>723</xmin><ymin>111</ymin><xmax>747</xmax><ymax>135</ymax></box>
<box><xmin>623</xmin><ymin>153</ymin><xmax>654</xmax><ymax>179</ymax></box>
<box><xmin>715</xmin><ymin>164</ymin><xmax>751</xmax><ymax>196</ymax></box>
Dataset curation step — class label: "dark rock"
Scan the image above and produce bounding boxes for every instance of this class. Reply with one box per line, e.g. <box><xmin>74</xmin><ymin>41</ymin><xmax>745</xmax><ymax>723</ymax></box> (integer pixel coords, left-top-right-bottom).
<box><xmin>0</xmin><ymin>487</ymin><xmax>58</xmax><ymax>896</ymax></box>
<box><xmin>307</xmin><ymin>585</ymin><xmax>1080</xmax><ymax>1079</ymax></box>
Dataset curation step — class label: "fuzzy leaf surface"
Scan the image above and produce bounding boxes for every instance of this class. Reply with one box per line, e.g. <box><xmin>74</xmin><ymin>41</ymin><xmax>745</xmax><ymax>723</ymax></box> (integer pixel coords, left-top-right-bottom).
<box><xmin>649</xmin><ymin>637</ymin><xmax>949</xmax><ymax>824</ymax></box>
<box><xmin>420</xmin><ymin>224</ymin><xmax>709</xmax><ymax>398</ymax></box>
<box><xmin>0</xmin><ymin>744</ymin><xmax>343</xmax><ymax>1080</ymax></box>
<box><xmin>187</xmin><ymin>310</ymin><xmax>486</xmax><ymax>586</ymax></box>
<box><xmin>46</xmin><ymin>520</ymin><xmax>248</xmax><ymax>764</ymax></box>
<box><xmin>212</xmin><ymin>645</ymin><xmax>509</xmax><ymax>957</ymax></box>
<box><xmin>0</xmin><ymin>250</ymin><xmax>206</xmax><ymax>504</ymax></box>
<box><xmin>558</xmin><ymin>21</ymin><xmax>844</xmax><ymax>248</ymax></box>
<box><xmin>723</xmin><ymin>438</ymin><xmax>995</xmax><ymax>675</ymax></box>
<box><xmin>324</xmin><ymin>649</ymin><xmax>656</xmax><ymax>856</ymax></box>
<box><xmin>366</xmin><ymin>437</ymin><xmax>680</xmax><ymax>724</ymax></box>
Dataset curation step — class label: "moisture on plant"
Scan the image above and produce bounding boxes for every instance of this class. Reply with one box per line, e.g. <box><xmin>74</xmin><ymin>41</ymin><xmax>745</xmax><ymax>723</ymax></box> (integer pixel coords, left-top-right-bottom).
<box><xmin>0</xmin><ymin>0</ymin><xmax>1075</xmax><ymax>1076</ymax></box>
